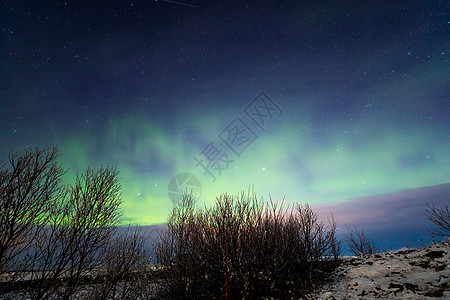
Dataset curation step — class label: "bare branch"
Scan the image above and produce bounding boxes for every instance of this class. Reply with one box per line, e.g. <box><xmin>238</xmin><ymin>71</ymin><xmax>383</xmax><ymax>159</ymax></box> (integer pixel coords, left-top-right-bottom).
<box><xmin>0</xmin><ymin>146</ymin><xmax>65</xmax><ymax>277</ymax></box>
<box><xmin>345</xmin><ymin>225</ymin><xmax>378</xmax><ymax>257</ymax></box>
<box><xmin>424</xmin><ymin>202</ymin><xmax>450</xmax><ymax>238</ymax></box>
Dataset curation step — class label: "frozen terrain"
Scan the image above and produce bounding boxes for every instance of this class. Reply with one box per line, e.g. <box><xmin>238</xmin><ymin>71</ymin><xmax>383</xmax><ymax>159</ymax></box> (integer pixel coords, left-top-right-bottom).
<box><xmin>311</xmin><ymin>238</ymin><xmax>449</xmax><ymax>299</ymax></box>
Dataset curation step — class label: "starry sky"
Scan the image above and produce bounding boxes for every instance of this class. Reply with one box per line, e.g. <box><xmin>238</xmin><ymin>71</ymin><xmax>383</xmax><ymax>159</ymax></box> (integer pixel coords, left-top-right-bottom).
<box><xmin>0</xmin><ymin>1</ymin><xmax>449</xmax><ymax>249</ymax></box>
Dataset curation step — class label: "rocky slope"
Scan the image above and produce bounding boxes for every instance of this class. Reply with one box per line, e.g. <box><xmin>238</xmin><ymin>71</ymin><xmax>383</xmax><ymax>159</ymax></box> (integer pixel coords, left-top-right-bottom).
<box><xmin>312</xmin><ymin>239</ymin><xmax>449</xmax><ymax>299</ymax></box>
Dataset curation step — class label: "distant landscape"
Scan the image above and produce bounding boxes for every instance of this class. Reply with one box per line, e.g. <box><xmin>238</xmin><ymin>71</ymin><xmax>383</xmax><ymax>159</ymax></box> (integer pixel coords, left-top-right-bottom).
<box><xmin>1</xmin><ymin>147</ymin><xmax>448</xmax><ymax>299</ymax></box>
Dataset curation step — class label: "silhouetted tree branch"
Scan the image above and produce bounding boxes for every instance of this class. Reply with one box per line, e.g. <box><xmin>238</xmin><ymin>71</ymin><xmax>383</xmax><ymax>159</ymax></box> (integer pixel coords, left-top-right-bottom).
<box><xmin>154</xmin><ymin>191</ymin><xmax>341</xmax><ymax>299</ymax></box>
<box><xmin>346</xmin><ymin>226</ymin><xmax>378</xmax><ymax>257</ymax></box>
<box><xmin>88</xmin><ymin>226</ymin><xmax>151</xmax><ymax>300</ymax></box>
<box><xmin>424</xmin><ymin>202</ymin><xmax>450</xmax><ymax>238</ymax></box>
<box><xmin>0</xmin><ymin>146</ymin><xmax>65</xmax><ymax>278</ymax></box>
<box><xmin>27</xmin><ymin>166</ymin><xmax>122</xmax><ymax>299</ymax></box>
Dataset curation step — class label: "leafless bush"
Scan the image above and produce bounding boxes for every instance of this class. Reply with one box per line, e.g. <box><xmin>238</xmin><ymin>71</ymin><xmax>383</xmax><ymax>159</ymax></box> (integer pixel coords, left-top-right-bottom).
<box><xmin>0</xmin><ymin>147</ymin><xmax>151</xmax><ymax>300</ymax></box>
<box><xmin>346</xmin><ymin>226</ymin><xmax>378</xmax><ymax>257</ymax></box>
<box><xmin>154</xmin><ymin>191</ymin><xmax>341</xmax><ymax>299</ymax></box>
<box><xmin>23</xmin><ymin>166</ymin><xmax>123</xmax><ymax>299</ymax></box>
<box><xmin>153</xmin><ymin>193</ymin><xmax>197</xmax><ymax>299</ymax></box>
<box><xmin>328</xmin><ymin>214</ymin><xmax>343</xmax><ymax>261</ymax></box>
<box><xmin>424</xmin><ymin>202</ymin><xmax>450</xmax><ymax>238</ymax></box>
<box><xmin>0</xmin><ymin>146</ymin><xmax>65</xmax><ymax>280</ymax></box>
<box><xmin>86</xmin><ymin>226</ymin><xmax>153</xmax><ymax>300</ymax></box>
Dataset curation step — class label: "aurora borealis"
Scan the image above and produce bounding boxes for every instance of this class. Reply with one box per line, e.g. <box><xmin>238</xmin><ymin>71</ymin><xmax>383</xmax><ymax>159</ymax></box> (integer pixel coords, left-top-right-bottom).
<box><xmin>1</xmin><ymin>1</ymin><xmax>449</xmax><ymax>248</ymax></box>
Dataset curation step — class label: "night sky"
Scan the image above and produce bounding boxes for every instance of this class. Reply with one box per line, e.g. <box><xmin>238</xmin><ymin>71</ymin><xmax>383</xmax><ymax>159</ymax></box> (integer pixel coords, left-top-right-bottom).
<box><xmin>1</xmin><ymin>1</ymin><xmax>449</xmax><ymax>249</ymax></box>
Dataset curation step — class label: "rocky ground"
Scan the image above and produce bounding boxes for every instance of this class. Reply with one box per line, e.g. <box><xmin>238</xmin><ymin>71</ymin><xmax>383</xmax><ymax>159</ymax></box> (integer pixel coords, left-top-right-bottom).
<box><xmin>311</xmin><ymin>238</ymin><xmax>449</xmax><ymax>299</ymax></box>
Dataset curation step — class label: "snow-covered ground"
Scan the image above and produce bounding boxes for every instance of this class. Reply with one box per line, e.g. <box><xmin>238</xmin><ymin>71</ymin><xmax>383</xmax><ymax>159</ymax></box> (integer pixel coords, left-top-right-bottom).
<box><xmin>310</xmin><ymin>238</ymin><xmax>449</xmax><ymax>299</ymax></box>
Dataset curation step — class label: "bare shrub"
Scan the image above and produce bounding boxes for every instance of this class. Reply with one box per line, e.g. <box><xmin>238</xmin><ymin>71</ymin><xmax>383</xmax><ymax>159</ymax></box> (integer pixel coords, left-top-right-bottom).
<box><xmin>346</xmin><ymin>226</ymin><xmax>378</xmax><ymax>257</ymax></box>
<box><xmin>328</xmin><ymin>214</ymin><xmax>343</xmax><ymax>261</ymax></box>
<box><xmin>153</xmin><ymin>193</ymin><xmax>197</xmax><ymax>299</ymax></box>
<box><xmin>154</xmin><ymin>191</ymin><xmax>341</xmax><ymax>299</ymax></box>
<box><xmin>87</xmin><ymin>226</ymin><xmax>153</xmax><ymax>300</ymax></box>
<box><xmin>25</xmin><ymin>166</ymin><xmax>123</xmax><ymax>299</ymax></box>
<box><xmin>0</xmin><ymin>146</ymin><xmax>65</xmax><ymax>279</ymax></box>
<box><xmin>424</xmin><ymin>202</ymin><xmax>450</xmax><ymax>238</ymax></box>
<box><xmin>0</xmin><ymin>147</ymin><xmax>153</xmax><ymax>300</ymax></box>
